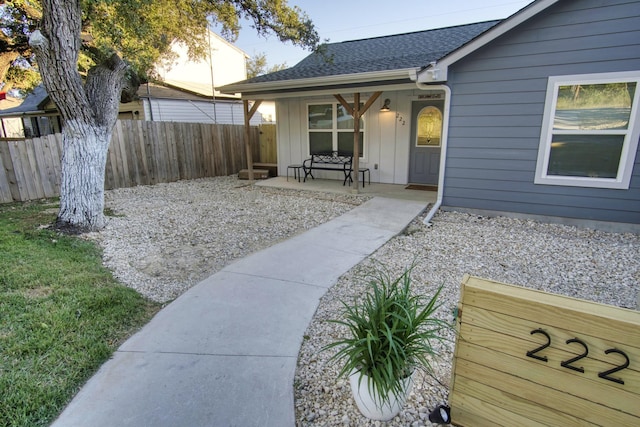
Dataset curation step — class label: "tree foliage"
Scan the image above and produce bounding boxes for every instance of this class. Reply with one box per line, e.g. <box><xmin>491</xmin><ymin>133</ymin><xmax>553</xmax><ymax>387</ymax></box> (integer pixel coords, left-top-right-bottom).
<box><xmin>247</xmin><ymin>52</ymin><xmax>287</xmax><ymax>79</ymax></box>
<box><xmin>15</xmin><ymin>0</ymin><xmax>319</xmax><ymax>232</ymax></box>
<box><xmin>0</xmin><ymin>0</ymin><xmax>319</xmax><ymax>92</ymax></box>
<box><xmin>0</xmin><ymin>0</ymin><xmax>42</xmax><ymax>92</ymax></box>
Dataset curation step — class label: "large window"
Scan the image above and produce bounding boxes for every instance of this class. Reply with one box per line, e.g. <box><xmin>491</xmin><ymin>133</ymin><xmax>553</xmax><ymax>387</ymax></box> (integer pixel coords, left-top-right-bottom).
<box><xmin>308</xmin><ymin>103</ymin><xmax>364</xmax><ymax>157</ymax></box>
<box><xmin>535</xmin><ymin>71</ymin><xmax>640</xmax><ymax>189</ymax></box>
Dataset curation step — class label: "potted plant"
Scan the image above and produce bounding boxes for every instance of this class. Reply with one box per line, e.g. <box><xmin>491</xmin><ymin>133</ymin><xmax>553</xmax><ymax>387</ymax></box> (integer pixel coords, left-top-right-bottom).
<box><xmin>323</xmin><ymin>263</ymin><xmax>446</xmax><ymax>421</ymax></box>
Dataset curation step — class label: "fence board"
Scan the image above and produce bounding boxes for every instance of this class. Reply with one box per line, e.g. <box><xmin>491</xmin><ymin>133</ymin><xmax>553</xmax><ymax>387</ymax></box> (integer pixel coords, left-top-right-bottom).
<box><xmin>133</xmin><ymin>121</ymin><xmax>149</xmax><ymax>186</ymax></box>
<box><xmin>201</xmin><ymin>123</ymin><xmax>212</xmax><ymax>177</ymax></box>
<box><xmin>41</xmin><ymin>135</ymin><xmax>61</xmax><ymax>197</ymax></box>
<box><xmin>180</xmin><ymin>122</ymin><xmax>192</xmax><ymax>179</ymax></box>
<box><xmin>26</xmin><ymin>139</ymin><xmax>45</xmax><ymax>198</ymax></box>
<box><xmin>122</xmin><ymin>121</ymin><xmax>140</xmax><ymax>186</ymax></box>
<box><xmin>7</xmin><ymin>141</ymin><xmax>31</xmax><ymax>200</ymax></box>
<box><xmin>164</xmin><ymin>121</ymin><xmax>179</xmax><ymax>182</ymax></box>
<box><xmin>0</xmin><ymin>144</ymin><xmax>13</xmax><ymax>203</ymax></box>
<box><xmin>32</xmin><ymin>136</ymin><xmax>54</xmax><ymax>197</ymax></box>
<box><xmin>191</xmin><ymin>123</ymin><xmax>201</xmax><ymax>178</ymax></box>
<box><xmin>0</xmin><ymin>120</ymin><xmax>270</xmax><ymax>203</ymax></box>
<box><xmin>144</xmin><ymin>122</ymin><xmax>158</xmax><ymax>185</ymax></box>
<box><xmin>211</xmin><ymin>124</ymin><xmax>224</xmax><ymax>176</ymax></box>
<box><xmin>115</xmin><ymin>121</ymin><xmax>131</xmax><ymax>187</ymax></box>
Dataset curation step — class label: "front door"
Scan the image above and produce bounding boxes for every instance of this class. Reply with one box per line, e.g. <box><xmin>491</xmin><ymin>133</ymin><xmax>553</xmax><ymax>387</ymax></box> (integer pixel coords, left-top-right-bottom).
<box><xmin>408</xmin><ymin>100</ymin><xmax>444</xmax><ymax>185</ymax></box>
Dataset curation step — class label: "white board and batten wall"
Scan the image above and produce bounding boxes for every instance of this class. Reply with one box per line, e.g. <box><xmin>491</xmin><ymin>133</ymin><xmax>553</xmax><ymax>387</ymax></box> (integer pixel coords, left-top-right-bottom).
<box><xmin>275</xmin><ymin>88</ymin><xmax>443</xmax><ymax>185</ymax></box>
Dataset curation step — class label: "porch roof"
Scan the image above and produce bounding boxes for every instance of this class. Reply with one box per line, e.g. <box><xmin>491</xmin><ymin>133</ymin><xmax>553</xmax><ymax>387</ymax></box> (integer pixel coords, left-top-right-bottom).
<box><xmin>221</xmin><ymin>0</ymin><xmax>566</xmax><ymax>97</ymax></box>
<box><xmin>220</xmin><ymin>20</ymin><xmax>500</xmax><ymax>96</ymax></box>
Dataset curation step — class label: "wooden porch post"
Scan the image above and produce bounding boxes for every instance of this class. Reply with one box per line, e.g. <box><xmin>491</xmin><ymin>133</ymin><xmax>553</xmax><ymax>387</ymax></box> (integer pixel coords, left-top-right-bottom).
<box><xmin>352</xmin><ymin>93</ymin><xmax>360</xmax><ymax>191</ymax></box>
<box><xmin>243</xmin><ymin>99</ymin><xmax>263</xmax><ymax>181</ymax></box>
<box><xmin>334</xmin><ymin>92</ymin><xmax>382</xmax><ymax>191</ymax></box>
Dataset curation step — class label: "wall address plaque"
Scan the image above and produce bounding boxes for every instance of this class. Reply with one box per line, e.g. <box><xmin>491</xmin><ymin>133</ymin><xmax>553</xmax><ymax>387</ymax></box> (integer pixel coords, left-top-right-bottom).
<box><xmin>449</xmin><ymin>275</ymin><xmax>640</xmax><ymax>427</ymax></box>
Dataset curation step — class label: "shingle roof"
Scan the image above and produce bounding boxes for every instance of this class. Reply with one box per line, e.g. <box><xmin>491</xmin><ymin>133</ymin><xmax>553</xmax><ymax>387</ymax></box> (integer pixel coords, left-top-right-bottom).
<box><xmin>243</xmin><ymin>20</ymin><xmax>501</xmax><ymax>84</ymax></box>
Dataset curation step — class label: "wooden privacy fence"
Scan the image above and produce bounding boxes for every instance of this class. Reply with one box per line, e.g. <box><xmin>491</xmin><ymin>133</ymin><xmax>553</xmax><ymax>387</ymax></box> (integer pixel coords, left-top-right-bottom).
<box><xmin>0</xmin><ymin>121</ymin><xmax>274</xmax><ymax>204</ymax></box>
<box><xmin>450</xmin><ymin>275</ymin><xmax>640</xmax><ymax>426</ymax></box>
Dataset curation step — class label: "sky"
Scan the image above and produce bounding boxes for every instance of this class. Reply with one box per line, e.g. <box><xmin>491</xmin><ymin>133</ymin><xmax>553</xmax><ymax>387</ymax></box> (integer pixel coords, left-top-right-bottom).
<box><xmin>215</xmin><ymin>0</ymin><xmax>535</xmax><ymax>68</ymax></box>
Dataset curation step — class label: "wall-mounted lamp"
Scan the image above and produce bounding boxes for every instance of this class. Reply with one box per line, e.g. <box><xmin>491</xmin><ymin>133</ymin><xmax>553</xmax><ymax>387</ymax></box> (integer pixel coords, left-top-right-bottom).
<box><xmin>380</xmin><ymin>98</ymin><xmax>391</xmax><ymax>112</ymax></box>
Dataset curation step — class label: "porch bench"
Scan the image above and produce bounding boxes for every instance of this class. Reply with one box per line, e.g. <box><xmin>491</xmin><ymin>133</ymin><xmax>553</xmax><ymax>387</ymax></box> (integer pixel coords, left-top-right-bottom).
<box><xmin>302</xmin><ymin>151</ymin><xmax>353</xmax><ymax>185</ymax></box>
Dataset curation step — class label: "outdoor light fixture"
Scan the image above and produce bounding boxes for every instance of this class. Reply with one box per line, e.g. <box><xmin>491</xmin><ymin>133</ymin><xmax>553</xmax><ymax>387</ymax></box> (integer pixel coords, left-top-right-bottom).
<box><xmin>380</xmin><ymin>98</ymin><xmax>391</xmax><ymax>111</ymax></box>
<box><xmin>428</xmin><ymin>404</ymin><xmax>451</xmax><ymax>424</ymax></box>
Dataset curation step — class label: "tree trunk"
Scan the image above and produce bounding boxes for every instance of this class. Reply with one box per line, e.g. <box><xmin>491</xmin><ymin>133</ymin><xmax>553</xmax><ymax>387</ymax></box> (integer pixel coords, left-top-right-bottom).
<box><xmin>56</xmin><ymin>120</ymin><xmax>112</xmax><ymax>231</ymax></box>
<box><xmin>29</xmin><ymin>0</ymin><xmax>128</xmax><ymax>232</ymax></box>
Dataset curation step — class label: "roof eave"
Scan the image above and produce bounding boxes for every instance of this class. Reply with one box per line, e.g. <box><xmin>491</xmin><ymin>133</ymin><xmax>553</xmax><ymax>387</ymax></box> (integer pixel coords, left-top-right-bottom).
<box><xmin>221</xmin><ymin>68</ymin><xmax>415</xmax><ymax>96</ymax></box>
<box><xmin>414</xmin><ymin>0</ymin><xmax>560</xmax><ymax>83</ymax></box>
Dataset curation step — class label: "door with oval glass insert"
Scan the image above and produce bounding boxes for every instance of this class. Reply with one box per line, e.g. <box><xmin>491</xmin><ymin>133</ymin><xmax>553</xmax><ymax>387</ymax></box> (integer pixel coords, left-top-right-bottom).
<box><xmin>409</xmin><ymin>100</ymin><xmax>443</xmax><ymax>185</ymax></box>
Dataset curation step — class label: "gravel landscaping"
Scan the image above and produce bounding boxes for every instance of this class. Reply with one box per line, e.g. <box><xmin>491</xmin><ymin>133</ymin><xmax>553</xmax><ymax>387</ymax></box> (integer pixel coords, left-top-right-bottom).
<box><xmin>86</xmin><ymin>176</ymin><xmax>640</xmax><ymax>426</ymax></box>
<box><xmin>85</xmin><ymin>176</ymin><xmax>366</xmax><ymax>303</ymax></box>
<box><xmin>295</xmin><ymin>210</ymin><xmax>639</xmax><ymax>426</ymax></box>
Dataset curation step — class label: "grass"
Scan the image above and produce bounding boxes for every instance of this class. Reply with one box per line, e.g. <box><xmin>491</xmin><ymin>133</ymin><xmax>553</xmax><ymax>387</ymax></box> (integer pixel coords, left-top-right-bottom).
<box><xmin>0</xmin><ymin>200</ymin><xmax>160</xmax><ymax>427</ymax></box>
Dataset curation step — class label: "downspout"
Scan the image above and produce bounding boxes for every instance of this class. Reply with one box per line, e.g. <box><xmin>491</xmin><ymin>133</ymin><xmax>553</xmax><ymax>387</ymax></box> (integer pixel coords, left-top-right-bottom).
<box><xmin>414</xmin><ymin>81</ymin><xmax>451</xmax><ymax>225</ymax></box>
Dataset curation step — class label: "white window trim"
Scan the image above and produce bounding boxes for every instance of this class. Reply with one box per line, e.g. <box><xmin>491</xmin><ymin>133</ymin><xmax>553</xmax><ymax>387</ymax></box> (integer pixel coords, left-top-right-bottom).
<box><xmin>306</xmin><ymin>101</ymin><xmax>367</xmax><ymax>159</ymax></box>
<box><xmin>534</xmin><ymin>71</ymin><xmax>640</xmax><ymax>189</ymax></box>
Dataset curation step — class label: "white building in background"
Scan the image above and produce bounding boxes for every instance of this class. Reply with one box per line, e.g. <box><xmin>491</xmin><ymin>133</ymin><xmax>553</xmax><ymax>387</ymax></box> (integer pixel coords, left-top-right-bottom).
<box><xmin>150</xmin><ymin>29</ymin><xmax>275</xmax><ymax>125</ymax></box>
<box><xmin>0</xmin><ymin>29</ymin><xmax>275</xmax><ymax>137</ymax></box>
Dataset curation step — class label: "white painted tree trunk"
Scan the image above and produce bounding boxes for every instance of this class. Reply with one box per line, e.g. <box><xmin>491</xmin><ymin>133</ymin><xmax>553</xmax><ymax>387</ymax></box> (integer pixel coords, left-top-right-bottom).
<box><xmin>29</xmin><ymin>1</ymin><xmax>128</xmax><ymax>232</ymax></box>
<box><xmin>57</xmin><ymin>120</ymin><xmax>112</xmax><ymax>230</ymax></box>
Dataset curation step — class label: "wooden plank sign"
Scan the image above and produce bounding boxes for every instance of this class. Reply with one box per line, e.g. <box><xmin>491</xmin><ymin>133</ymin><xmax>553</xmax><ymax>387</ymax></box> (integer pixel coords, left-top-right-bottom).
<box><xmin>449</xmin><ymin>275</ymin><xmax>640</xmax><ymax>427</ymax></box>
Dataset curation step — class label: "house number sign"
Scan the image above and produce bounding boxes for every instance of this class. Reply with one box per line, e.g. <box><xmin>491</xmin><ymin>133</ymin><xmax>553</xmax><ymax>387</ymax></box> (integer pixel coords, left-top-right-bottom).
<box><xmin>450</xmin><ymin>275</ymin><xmax>640</xmax><ymax>426</ymax></box>
<box><xmin>526</xmin><ymin>328</ymin><xmax>631</xmax><ymax>385</ymax></box>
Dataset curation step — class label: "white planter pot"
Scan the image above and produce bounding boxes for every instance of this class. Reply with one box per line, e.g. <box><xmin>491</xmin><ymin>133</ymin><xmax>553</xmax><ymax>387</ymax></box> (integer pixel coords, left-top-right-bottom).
<box><xmin>349</xmin><ymin>370</ymin><xmax>413</xmax><ymax>421</ymax></box>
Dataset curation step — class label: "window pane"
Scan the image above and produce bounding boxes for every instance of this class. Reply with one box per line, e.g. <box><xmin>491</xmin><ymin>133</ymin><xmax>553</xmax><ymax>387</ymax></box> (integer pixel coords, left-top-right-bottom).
<box><xmin>337</xmin><ymin>132</ymin><xmax>364</xmax><ymax>157</ymax></box>
<box><xmin>547</xmin><ymin>134</ymin><xmax>624</xmax><ymax>178</ymax></box>
<box><xmin>554</xmin><ymin>83</ymin><xmax>636</xmax><ymax>130</ymax></box>
<box><xmin>416</xmin><ymin>106</ymin><xmax>442</xmax><ymax>146</ymax></box>
<box><xmin>309</xmin><ymin>132</ymin><xmax>333</xmax><ymax>154</ymax></box>
<box><xmin>337</xmin><ymin>104</ymin><xmax>364</xmax><ymax>129</ymax></box>
<box><xmin>308</xmin><ymin>104</ymin><xmax>333</xmax><ymax>129</ymax></box>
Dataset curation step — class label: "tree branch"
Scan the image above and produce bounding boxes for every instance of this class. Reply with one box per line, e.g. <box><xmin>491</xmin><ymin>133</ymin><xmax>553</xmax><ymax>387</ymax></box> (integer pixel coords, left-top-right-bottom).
<box><xmin>85</xmin><ymin>53</ymin><xmax>129</xmax><ymax>126</ymax></box>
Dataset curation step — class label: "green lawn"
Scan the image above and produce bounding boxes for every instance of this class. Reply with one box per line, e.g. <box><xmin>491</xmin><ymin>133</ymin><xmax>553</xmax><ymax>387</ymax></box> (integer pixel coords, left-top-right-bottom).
<box><xmin>0</xmin><ymin>200</ymin><xmax>159</xmax><ymax>427</ymax></box>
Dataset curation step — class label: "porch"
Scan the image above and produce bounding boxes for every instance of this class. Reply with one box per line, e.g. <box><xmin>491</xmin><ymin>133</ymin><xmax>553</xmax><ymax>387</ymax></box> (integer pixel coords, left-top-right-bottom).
<box><xmin>254</xmin><ymin>176</ymin><xmax>437</xmax><ymax>203</ymax></box>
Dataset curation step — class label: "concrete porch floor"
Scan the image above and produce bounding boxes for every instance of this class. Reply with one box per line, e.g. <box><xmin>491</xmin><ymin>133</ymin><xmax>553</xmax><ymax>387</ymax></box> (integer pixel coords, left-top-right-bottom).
<box><xmin>254</xmin><ymin>176</ymin><xmax>438</xmax><ymax>203</ymax></box>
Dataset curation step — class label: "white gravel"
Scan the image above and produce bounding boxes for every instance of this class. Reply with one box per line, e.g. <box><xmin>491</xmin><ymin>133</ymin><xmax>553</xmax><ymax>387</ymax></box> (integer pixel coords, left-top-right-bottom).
<box><xmin>295</xmin><ymin>210</ymin><xmax>640</xmax><ymax>426</ymax></box>
<box><xmin>85</xmin><ymin>176</ymin><xmax>366</xmax><ymax>303</ymax></box>
<box><xmin>85</xmin><ymin>176</ymin><xmax>640</xmax><ymax>426</ymax></box>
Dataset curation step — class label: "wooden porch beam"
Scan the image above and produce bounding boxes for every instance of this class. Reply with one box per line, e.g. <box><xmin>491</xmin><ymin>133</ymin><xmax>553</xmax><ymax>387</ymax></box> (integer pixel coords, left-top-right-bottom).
<box><xmin>360</xmin><ymin>91</ymin><xmax>382</xmax><ymax>115</ymax></box>
<box><xmin>334</xmin><ymin>94</ymin><xmax>353</xmax><ymax>116</ymax></box>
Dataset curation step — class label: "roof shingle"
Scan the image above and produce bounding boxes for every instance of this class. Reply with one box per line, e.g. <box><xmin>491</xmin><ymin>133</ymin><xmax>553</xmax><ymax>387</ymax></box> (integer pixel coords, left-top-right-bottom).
<box><xmin>243</xmin><ymin>20</ymin><xmax>501</xmax><ymax>84</ymax></box>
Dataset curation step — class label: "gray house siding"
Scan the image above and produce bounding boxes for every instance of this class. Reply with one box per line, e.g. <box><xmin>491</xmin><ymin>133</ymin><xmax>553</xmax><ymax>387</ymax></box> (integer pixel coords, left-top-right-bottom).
<box><xmin>443</xmin><ymin>0</ymin><xmax>640</xmax><ymax>226</ymax></box>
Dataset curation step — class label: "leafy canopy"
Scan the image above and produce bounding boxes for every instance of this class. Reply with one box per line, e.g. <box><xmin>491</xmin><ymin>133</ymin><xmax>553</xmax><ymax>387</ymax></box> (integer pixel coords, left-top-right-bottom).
<box><xmin>247</xmin><ymin>52</ymin><xmax>287</xmax><ymax>79</ymax></box>
<box><xmin>0</xmin><ymin>0</ymin><xmax>319</xmax><ymax>91</ymax></box>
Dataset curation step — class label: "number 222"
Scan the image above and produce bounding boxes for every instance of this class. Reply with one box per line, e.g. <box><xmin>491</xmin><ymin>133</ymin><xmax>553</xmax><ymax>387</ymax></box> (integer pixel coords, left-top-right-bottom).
<box><xmin>526</xmin><ymin>328</ymin><xmax>630</xmax><ymax>385</ymax></box>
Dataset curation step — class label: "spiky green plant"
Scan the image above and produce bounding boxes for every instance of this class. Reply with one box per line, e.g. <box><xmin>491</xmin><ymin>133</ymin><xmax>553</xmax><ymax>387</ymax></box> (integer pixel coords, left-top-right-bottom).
<box><xmin>323</xmin><ymin>263</ymin><xmax>446</xmax><ymax>406</ymax></box>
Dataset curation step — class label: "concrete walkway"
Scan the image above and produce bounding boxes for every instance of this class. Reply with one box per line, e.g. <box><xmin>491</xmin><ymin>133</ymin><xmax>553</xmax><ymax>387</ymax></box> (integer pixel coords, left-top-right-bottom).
<box><xmin>52</xmin><ymin>196</ymin><xmax>429</xmax><ymax>427</ymax></box>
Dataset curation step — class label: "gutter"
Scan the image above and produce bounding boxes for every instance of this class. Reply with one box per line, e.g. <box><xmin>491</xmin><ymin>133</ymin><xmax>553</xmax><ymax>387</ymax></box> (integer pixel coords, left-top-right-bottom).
<box><xmin>410</xmin><ymin>73</ymin><xmax>451</xmax><ymax>225</ymax></box>
<box><xmin>221</xmin><ymin>68</ymin><xmax>416</xmax><ymax>95</ymax></box>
